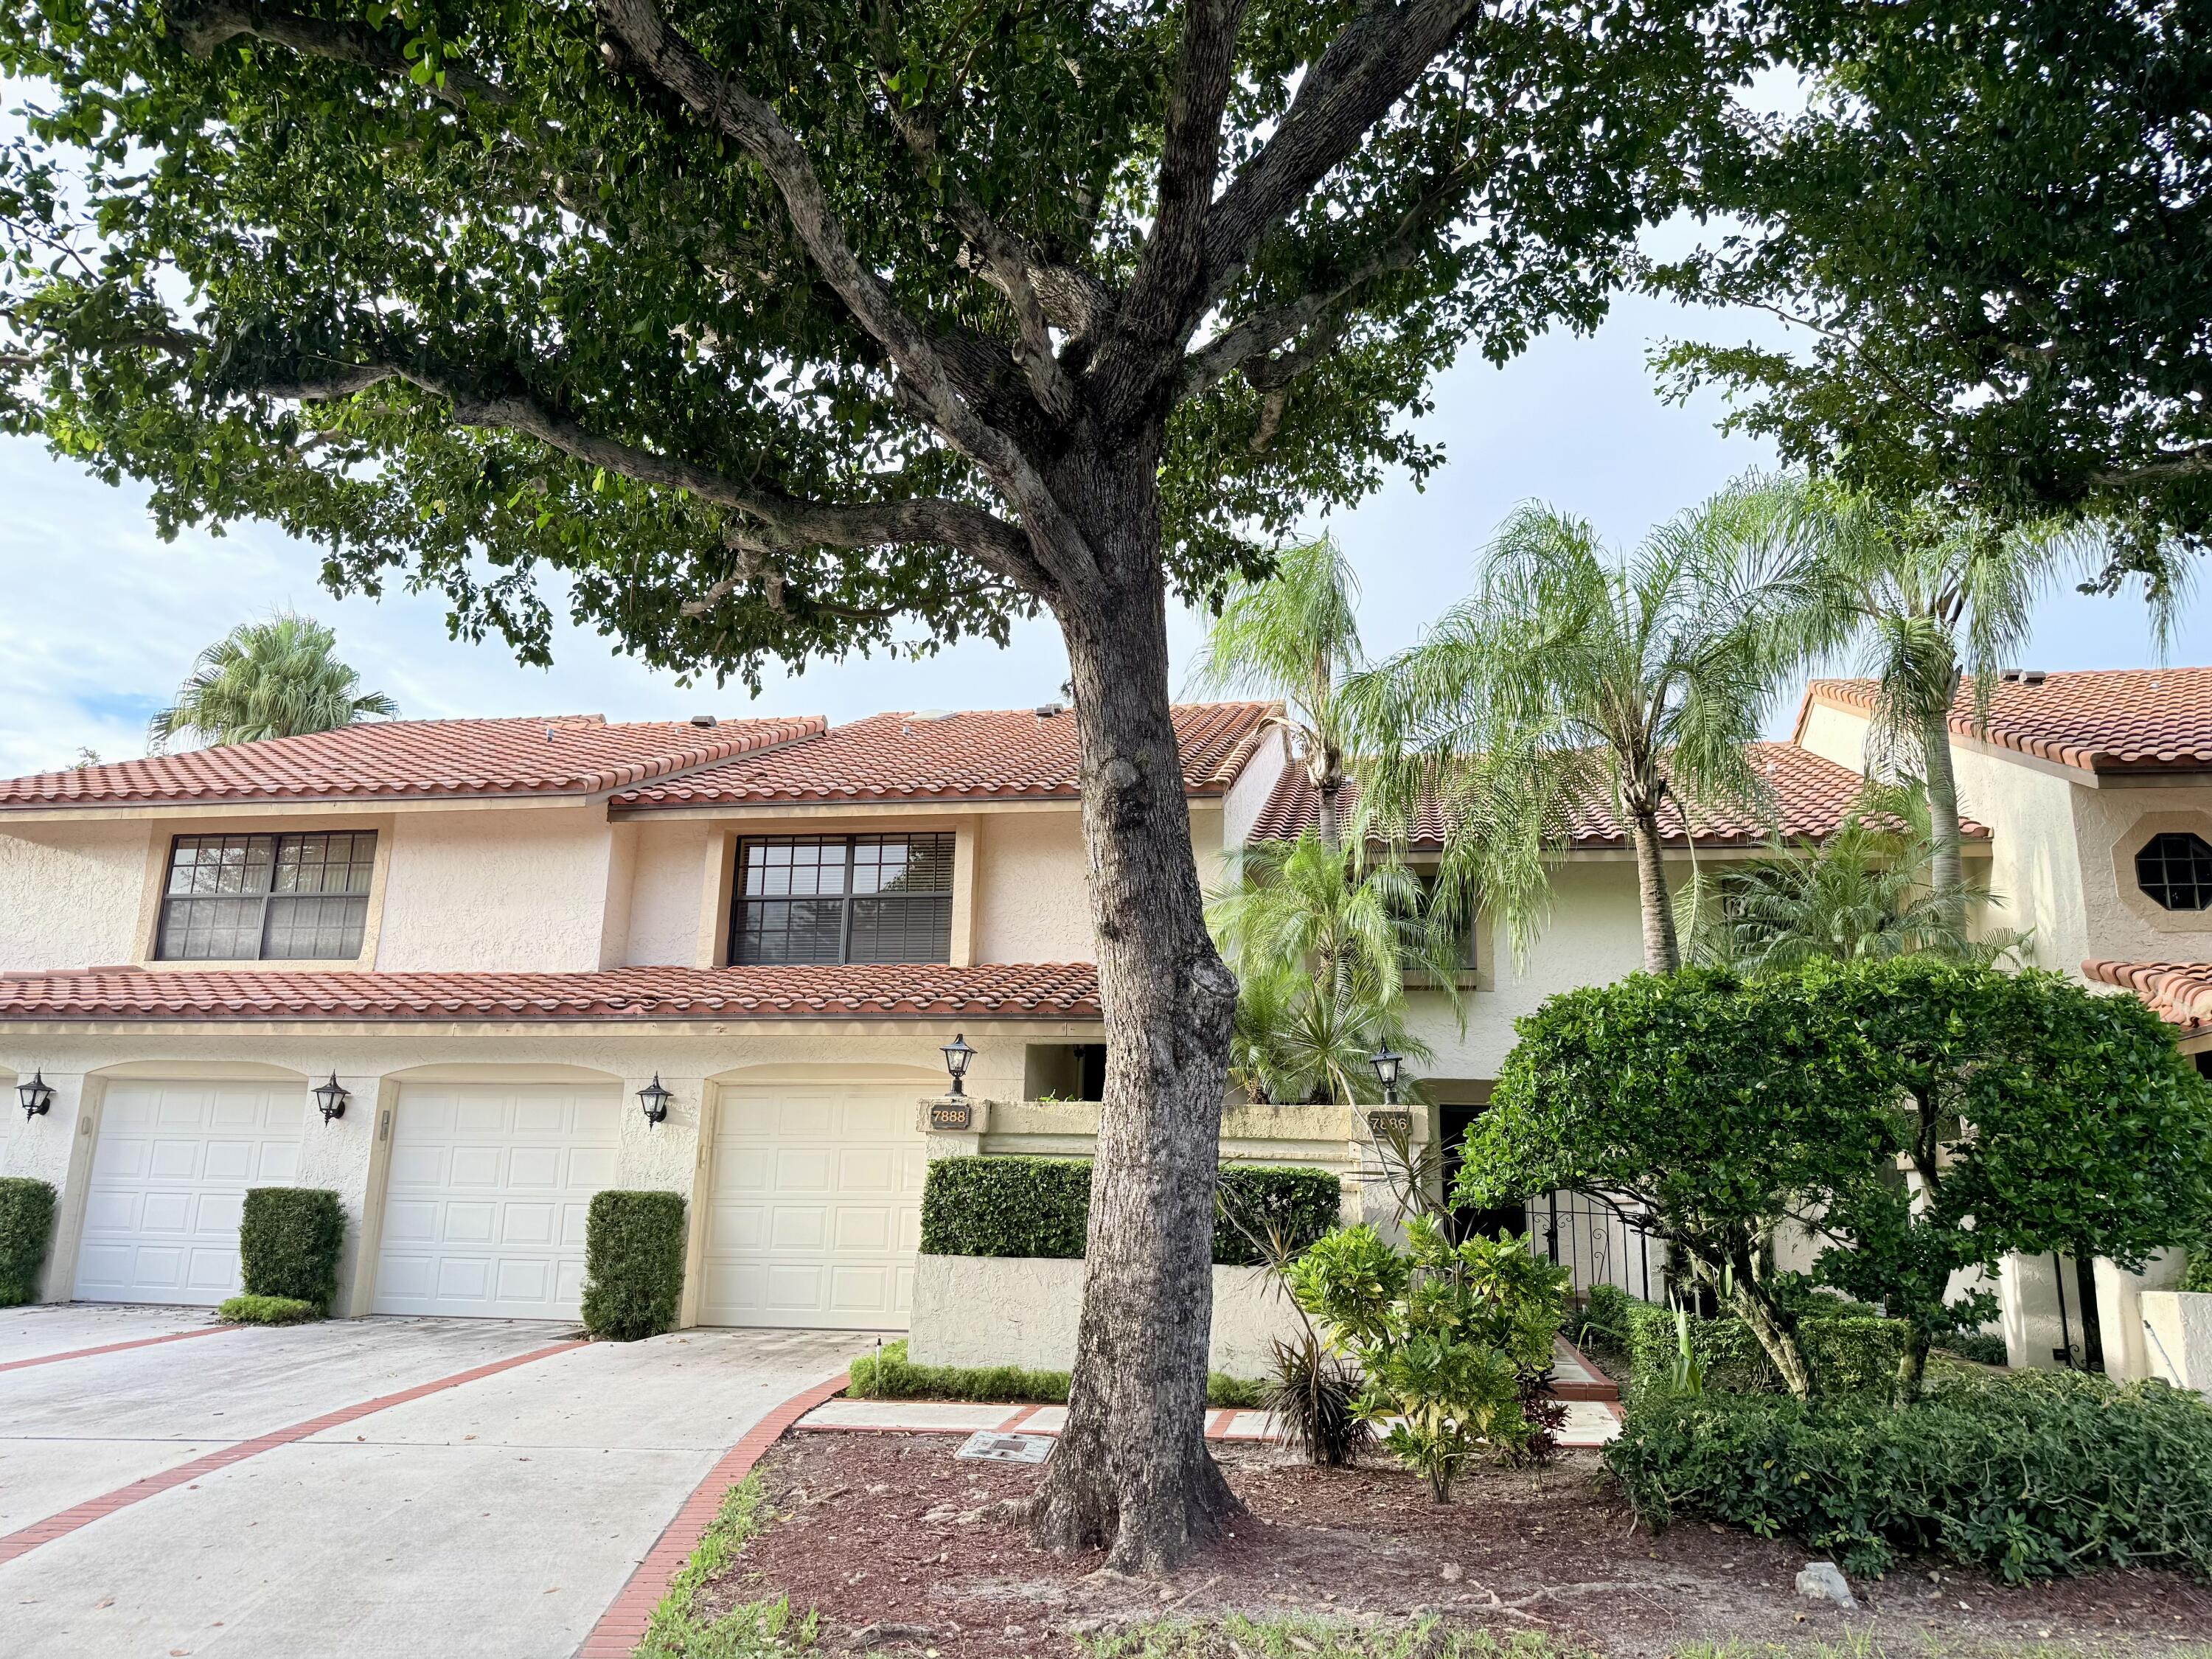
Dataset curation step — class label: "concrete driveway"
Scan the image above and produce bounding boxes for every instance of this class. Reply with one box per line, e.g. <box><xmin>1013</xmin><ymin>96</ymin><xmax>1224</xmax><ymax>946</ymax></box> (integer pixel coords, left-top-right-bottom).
<box><xmin>0</xmin><ymin>1304</ymin><xmax>861</xmax><ymax>1658</ymax></box>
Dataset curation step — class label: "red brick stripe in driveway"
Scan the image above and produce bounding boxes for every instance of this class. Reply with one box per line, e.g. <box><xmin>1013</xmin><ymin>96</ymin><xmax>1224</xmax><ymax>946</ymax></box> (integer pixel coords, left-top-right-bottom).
<box><xmin>0</xmin><ymin>1322</ymin><xmax>240</xmax><ymax>1374</ymax></box>
<box><xmin>577</xmin><ymin>1370</ymin><xmax>851</xmax><ymax>1659</ymax></box>
<box><xmin>0</xmin><ymin>1338</ymin><xmax>586</xmax><ymax>1565</ymax></box>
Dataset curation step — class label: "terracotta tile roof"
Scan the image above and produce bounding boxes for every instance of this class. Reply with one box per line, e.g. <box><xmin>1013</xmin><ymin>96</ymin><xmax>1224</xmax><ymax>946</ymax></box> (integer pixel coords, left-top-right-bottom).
<box><xmin>0</xmin><ymin>715</ymin><xmax>826</xmax><ymax>810</ymax></box>
<box><xmin>1245</xmin><ymin>742</ymin><xmax>1981</xmax><ymax>848</ymax></box>
<box><xmin>615</xmin><ymin>701</ymin><xmax>1277</xmax><ymax>808</ymax></box>
<box><xmin>2082</xmin><ymin>959</ymin><xmax>2212</xmax><ymax>1034</ymax></box>
<box><xmin>1800</xmin><ymin>667</ymin><xmax>2212</xmax><ymax>774</ymax></box>
<box><xmin>0</xmin><ymin>963</ymin><xmax>1102</xmax><ymax>1023</ymax></box>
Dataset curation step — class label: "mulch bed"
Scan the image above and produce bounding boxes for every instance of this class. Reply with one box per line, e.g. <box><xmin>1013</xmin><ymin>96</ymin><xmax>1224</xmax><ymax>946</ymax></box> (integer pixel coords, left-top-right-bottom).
<box><xmin>692</xmin><ymin>1430</ymin><xmax>2212</xmax><ymax>1658</ymax></box>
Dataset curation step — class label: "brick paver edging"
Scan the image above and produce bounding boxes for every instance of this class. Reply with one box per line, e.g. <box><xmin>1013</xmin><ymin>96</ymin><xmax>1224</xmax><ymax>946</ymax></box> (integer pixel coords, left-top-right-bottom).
<box><xmin>0</xmin><ymin>1321</ymin><xmax>240</xmax><ymax>1374</ymax></box>
<box><xmin>0</xmin><ymin>1338</ymin><xmax>586</xmax><ymax>1565</ymax></box>
<box><xmin>576</xmin><ymin>1370</ymin><xmax>852</xmax><ymax>1659</ymax></box>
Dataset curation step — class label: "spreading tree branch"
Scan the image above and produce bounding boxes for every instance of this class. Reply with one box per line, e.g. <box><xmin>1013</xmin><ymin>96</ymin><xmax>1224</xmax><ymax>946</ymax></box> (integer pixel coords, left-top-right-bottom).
<box><xmin>168</xmin><ymin>1</ymin><xmax>515</xmax><ymax>108</ymax></box>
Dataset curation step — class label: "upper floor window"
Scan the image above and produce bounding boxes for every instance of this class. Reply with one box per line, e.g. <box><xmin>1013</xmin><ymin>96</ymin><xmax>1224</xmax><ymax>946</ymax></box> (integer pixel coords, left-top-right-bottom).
<box><xmin>156</xmin><ymin>832</ymin><xmax>378</xmax><ymax>961</ymax></box>
<box><xmin>730</xmin><ymin>833</ymin><xmax>955</xmax><ymax>965</ymax></box>
<box><xmin>2136</xmin><ymin>831</ymin><xmax>2212</xmax><ymax>912</ymax></box>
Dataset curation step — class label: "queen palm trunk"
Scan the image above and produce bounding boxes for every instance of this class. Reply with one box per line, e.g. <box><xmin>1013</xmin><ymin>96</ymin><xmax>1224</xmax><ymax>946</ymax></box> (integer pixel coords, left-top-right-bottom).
<box><xmin>1023</xmin><ymin>442</ymin><xmax>1243</xmax><ymax>1571</ymax></box>
<box><xmin>1919</xmin><ymin>686</ymin><xmax>1966</xmax><ymax>915</ymax></box>
<box><xmin>1628</xmin><ymin>803</ymin><xmax>1682</xmax><ymax>973</ymax></box>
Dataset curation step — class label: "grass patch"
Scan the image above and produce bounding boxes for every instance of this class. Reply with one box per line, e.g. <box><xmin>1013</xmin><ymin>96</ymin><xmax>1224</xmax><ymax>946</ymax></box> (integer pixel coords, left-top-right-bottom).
<box><xmin>216</xmin><ymin>1293</ymin><xmax>321</xmax><ymax>1325</ymax></box>
<box><xmin>848</xmin><ymin>1339</ymin><xmax>1262</xmax><ymax>1408</ymax></box>
<box><xmin>636</xmin><ymin>1475</ymin><xmax>815</xmax><ymax>1658</ymax></box>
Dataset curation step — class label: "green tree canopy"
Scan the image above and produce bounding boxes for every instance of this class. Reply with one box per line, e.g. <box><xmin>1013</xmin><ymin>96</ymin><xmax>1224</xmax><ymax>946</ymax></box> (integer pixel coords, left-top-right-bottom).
<box><xmin>1652</xmin><ymin>0</ymin><xmax>2212</xmax><ymax>577</ymax></box>
<box><xmin>149</xmin><ymin>613</ymin><xmax>397</xmax><ymax>749</ymax></box>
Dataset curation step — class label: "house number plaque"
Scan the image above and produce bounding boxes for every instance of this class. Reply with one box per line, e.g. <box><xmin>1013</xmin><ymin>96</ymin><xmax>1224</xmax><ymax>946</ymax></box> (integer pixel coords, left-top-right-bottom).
<box><xmin>1365</xmin><ymin>1108</ymin><xmax>1411</xmax><ymax>1137</ymax></box>
<box><xmin>928</xmin><ymin>1101</ymin><xmax>975</xmax><ymax>1130</ymax></box>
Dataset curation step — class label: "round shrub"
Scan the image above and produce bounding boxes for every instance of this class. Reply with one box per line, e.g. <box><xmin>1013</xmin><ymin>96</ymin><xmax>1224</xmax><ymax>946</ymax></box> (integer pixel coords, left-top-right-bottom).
<box><xmin>581</xmin><ymin>1189</ymin><xmax>687</xmax><ymax>1340</ymax></box>
<box><xmin>1607</xmin><ymin>1368</ymin><xmax>2212</xmax><ymax>1582</ymax></box>
<box><xmin>239</xmin><ymin>1187</ymin><xmax>345</xmax><ymax>1310</ymax></box>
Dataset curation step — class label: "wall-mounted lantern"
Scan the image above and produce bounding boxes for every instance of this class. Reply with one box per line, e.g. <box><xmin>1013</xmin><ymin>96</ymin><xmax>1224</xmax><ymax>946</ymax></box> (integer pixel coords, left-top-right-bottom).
<box><xmin>313</xmin><ymin>1072</ymin><xmax>350</xmax><ymax>1124</ymax></box>
<box><xmin>1368</xmin><ymin>1040</ymin><xmax>1405</xmax><ymax>1106</ymax></box>
<box><xmin>636</xmin><ymin>1074</ymin><xmax>673</xmax><ymax>1128</ymax></box>
<box><xmin>939</xmin><ymin>1032</ymin><xmax>976</xmax><ymax>1097</ymax></box>
<box><xmin>16</xmin><ymin>1071</ymin><xmax>55</xmax><ymax>1120</ymax></box>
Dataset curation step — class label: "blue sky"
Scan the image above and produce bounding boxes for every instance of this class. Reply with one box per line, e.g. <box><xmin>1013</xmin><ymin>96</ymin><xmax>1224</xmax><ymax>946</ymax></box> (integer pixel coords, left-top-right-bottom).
<box><xmin>2</xmin><ymin>284</ymin><xmax>2202</xmax><ymax>779</ymax></box>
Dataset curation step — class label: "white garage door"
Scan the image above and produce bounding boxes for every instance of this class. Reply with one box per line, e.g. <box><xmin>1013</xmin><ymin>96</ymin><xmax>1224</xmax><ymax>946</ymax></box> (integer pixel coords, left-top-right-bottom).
<box><xmin>698</xmin><ymin>1081</ymin><xmax>928</xmax><ymax>1329</ymax></box>
<box><xmin>74</xmin><ymin>1079</ymin><xmax>307</xmax><ymax>1305</ymax></box>
<box><xmin>372</xmin><ymin>1082</ymin><xmax>620</xmax><ymax>1318</ymax></box>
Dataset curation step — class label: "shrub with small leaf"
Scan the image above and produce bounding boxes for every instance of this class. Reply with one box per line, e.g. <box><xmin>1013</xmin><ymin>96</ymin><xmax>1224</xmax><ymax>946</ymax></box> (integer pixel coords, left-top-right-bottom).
<box><xmin>238</xmin><ymin>1187</ymin><xmax>344</xmax><ymax>1312</ymax></box>
<box><xmin>0</xmin><ymin>1177</ymin><xmax>57</xmax><ymax>1307</ymax></box>
<box><xmin>1287</xmin><ymin>1217</ymin><xmax>1569</xmax><ymax>1500</ymax></box>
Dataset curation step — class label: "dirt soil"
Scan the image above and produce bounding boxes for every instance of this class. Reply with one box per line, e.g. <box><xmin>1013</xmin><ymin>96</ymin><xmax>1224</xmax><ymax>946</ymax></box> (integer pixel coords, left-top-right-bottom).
<box><xmin>690</xmin><ymin>1431</ymin><xmax>2212</xmax><ymax>1658</ymax></box>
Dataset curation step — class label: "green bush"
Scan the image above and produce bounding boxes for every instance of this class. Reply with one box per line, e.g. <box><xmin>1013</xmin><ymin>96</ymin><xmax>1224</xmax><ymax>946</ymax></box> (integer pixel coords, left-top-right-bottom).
<box><xmin>0</xmin><ymin>1177</ymin><xmax>56</xmax><ymax>1307</ymax></box>
<box><xmin>1574</xmin><ymin>1282</ymin><xmax>1634</xmax><ymax>1357</ymax></box>
<box><xmin>238</xmin><ymin>1188</ymin><xmax>345</xmax><ymax>1310</ymax></box>
<box><xmin>1607</xmin><ymin>1368</ymin><xmax>2212</xmax><ymax>1582</ymax></box>
<box><xmin>217</xmin><ymin>1293</ymin><xmax>321</xmax><ymax>1325</ymax></box>
<box><xmin>1623</xmin><ymin>1300</ymin><xmax>1906</xmax><ymax>1395</ymax></box>
<box><xmin>846</xmin><ymin>1338</ymin><xmax>1262</xmax><ymax>1408</ymax></box>
<box><xmin>1935</xmin><ymin>1331</ymin><xmax>2010</xmax><ymax>1367</ymax></box>
<box><xmin>2185</xmin><ymin>1243</ymin><xmax>2212</xmax><ymax>1295</ymax></box>
<box><xmin>581</xmin><ymin>1190</ymin><xmax>688</xmax><ymax>1340</ymax></box>
<box><xmin>919</xmin><ymin>1156</ymin><xmax>1340</xmax><ymax>1265</ymax></box>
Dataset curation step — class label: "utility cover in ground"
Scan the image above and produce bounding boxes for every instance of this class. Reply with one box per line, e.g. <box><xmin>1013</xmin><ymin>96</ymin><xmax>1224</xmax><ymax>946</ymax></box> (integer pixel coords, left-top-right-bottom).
<box><xmin>956</xmin><ymin>1431</ymin><xmax>1053</xmax><ymax>1464</ymax></box>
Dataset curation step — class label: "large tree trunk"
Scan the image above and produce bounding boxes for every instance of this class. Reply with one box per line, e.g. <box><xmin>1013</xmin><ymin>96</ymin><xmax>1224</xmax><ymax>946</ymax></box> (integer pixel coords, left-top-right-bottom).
<box><xmin>1023</xmin><ymin>441</ymin><xmax>1243</xmax><ymax>1572</ymax></box>
<box><xmin>1628</xmin><ymin>804</ymin><xmax>1680</xmax><ymax>974</ymax></box>
<box><xmin>1919</xmin><ymin>689</ymin><xmax>1965</xmax><ymax>917</ymax></box>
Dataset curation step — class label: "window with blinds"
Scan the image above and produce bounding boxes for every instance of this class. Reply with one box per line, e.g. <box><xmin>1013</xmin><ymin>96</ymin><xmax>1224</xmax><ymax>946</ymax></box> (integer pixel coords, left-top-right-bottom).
<box><xmin>729</xmin><ymin>833</ymin><xmax>956</xmax><ymax>965</ymax></box>
<box><xmin>156</xmin><ymin>831</ymin><xmax>378</xmax><ymax>961</ymax></box>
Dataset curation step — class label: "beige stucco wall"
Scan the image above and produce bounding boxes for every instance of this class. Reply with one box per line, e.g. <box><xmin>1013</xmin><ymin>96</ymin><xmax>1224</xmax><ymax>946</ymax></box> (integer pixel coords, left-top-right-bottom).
<box><xmin>909</xmin><ymin>1254</ymin><xmax>1301</xmax><ymax>1377</ymax></box>
<box><xmin>621</xmin><ymin>819</ymin><xmax>716</xmax><ymax>966</ymax></box>
<box><xmin>2069</xmin><ymin>781</ymin><xmax>2212</xmax><ymax>965</ymax></box>
<box><xmin>0</xmin><ymin>820</ymin><xmax>157</xmax><ymax>972</ymax></box>
<box><xmin>970</xmin><ymin>809</ymin><xmax>1094</xmax><ymax>964</ymax></box>
<box><xmin>372</xmin><ymin>805</ymin><xmax>619</xmax><ymax>972</ymax></box>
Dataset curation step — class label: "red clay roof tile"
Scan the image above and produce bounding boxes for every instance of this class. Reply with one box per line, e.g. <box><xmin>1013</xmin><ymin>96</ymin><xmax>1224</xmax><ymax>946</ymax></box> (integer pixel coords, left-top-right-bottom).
<box><xmin>0</xmin><ymin>716</ymin><xmax>826</xmax><ymax>809</ymax></box>
<box><xmin>613</xmin><ymin>702</ymin><xmax>1277</xmax><ymax>807</ymax></box>
<box><xmin>2081</xmin><ymin>959</ymin><xmax>2212</xmax><ymax>1034</ymax></box>
<box><xmin>0</xmin><ymin>963</ymin><xmax>1101</xmax><ymax>1023</ymax></box>
<box><xmin>1245</xmin><ymin>742</ymin><xmax>1978</xmax><ymax>848</ymax></box>
<box><xmin>1802</xmin><ymin>668</ymin><xmax>2212</xmax><ymax>774</ymax></box>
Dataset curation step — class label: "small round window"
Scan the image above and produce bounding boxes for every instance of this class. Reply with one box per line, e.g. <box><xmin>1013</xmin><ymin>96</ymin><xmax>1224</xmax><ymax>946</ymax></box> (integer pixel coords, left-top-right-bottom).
<box><xmin>2135</xmin><ymin>831</ymin><xmax>2212</xmax><ymax>911</ymax></box>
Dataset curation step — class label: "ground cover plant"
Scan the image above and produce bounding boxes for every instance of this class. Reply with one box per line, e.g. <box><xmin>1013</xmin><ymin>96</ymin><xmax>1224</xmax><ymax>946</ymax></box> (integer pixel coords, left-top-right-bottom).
<box><xmin>846</xmin><ymin>1339</ymin><xmax>1263</xmax><ymax>1409</ymax></box>
<box><xmin>636</xmin><ymin>1474</ymin><xmax>815</xmax><ymax>1659</ymax></box>
<box><xmin>237</xmin><ymin>1186</ymin><xmax>345</xmax><ymax>1312</ymax></box>
<box><xmin>1607</xmin><ymin>1367</ymin><xmax>2212</xmax><ymax>1582</ymax></box>
<box><xmin>216</xmin><ymin>1293</ymin><xmax>321</xmax><ymax>1326</ymax></box>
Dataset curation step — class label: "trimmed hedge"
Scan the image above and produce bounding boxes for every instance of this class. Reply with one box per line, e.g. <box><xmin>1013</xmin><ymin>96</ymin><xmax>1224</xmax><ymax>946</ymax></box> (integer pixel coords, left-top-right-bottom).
<box><xmin>918</xmin><ymin>1155</ymin><xmax>1340</xmax><ymax>1265</ymax></box>
<box><xmin>239</xmin><ymin>1187</ymin><xmax>345</xmax><ymax>1310</ymax></box>
<box><xmin>1607</xmin><ymin>1368</ymin><xmax>2212</xmax><ymax>1582</ymax></box>
<box><xmin>1622</xmin><ymin>1299</ymin><xmax>1907</xmax><ymax>1396</ymax></box>
<box><xmin>581</xmin><ymin>1190</ymin><xmax>687</xmax><ymax>1341</ymax></box>
<box><xmin>846</xmin><ymin>1338</ymin><xmax>1264</xmax><ymax>1408</ymax></box>
<box><xmin>0</xmin><ymin>1177</ymin><xmax>56</xmax><ymax>1307</ymax></box>
<box><xmin>218</xmin><ymin>1293</ymin><xmax>322</xmax><ymax>1325</ymax></box>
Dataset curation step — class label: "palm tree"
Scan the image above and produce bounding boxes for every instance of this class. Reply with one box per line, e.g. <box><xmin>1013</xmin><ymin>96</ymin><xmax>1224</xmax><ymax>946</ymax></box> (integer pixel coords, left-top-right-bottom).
<box><xmin>149</xmin><ymin>614</ymin><xmax>397</xmax><ymax>751</ymax></box>
<box><xmin>1779</xmin><ymin>489</ymin><xmax>2195</xmax><ymax>931</ymax></box>
<box><xmin>1687</xmin><ymin>782</ymin><xmax>2025</xmax><ymax>973</ymax></box>
<box><xmin>1354</xmin><ymin>482</ymin><xmax>1820</xmax><ymax>974</ymax></box>
<box><xmin>1210</xmin><ymin>831</ymin><xmax>1463</xmax><ymax>1105</ymax></box>
<box><xmin>1188</xmin><ymin>535</ymin><xmax>1364</xmax><ymax>847</ymax></box>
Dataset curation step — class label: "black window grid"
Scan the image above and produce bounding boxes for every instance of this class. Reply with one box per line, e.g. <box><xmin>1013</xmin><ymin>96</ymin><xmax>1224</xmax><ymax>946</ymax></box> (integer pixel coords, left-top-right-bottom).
<box><xmin>2137</xmin><ymin>832</ymin><xmax>2212</xmax><ymax>912</ymax></box>
<box><xmin>156</xmin><ymin>832</ymin><xmax>378</xmax><ymax>961</ymax></box>
<box><xmin>730</xmin><ymin>833</ymin><xmax>956</xmax><ymax>965</ymax></box>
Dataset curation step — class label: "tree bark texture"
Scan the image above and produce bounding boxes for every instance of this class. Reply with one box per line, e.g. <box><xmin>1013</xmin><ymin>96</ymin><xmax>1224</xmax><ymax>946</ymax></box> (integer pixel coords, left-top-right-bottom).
<box><xmin>1628</xmin><ymin>804</ymin><xmax>1681</xmax><ymax>974</ymax></box>
<box><xmin>1725</xmin><ymin>1251</ymin><xmax>1814</xmax><ymax>1400</ymax></box>
<box><xmin>1919</xmin><ymin>693</ymin><xmax>1965</xmax><ymax>914</ymax></box>
<box><xmin>1315</xmin><ymin>779</ymin><xmax>1341</xmax><ymax>850</ymax></box>
<box><xmin>1023</xmin><ymin>439</ymin><xmax>1244</xmax><ymax>1571</ymax></box>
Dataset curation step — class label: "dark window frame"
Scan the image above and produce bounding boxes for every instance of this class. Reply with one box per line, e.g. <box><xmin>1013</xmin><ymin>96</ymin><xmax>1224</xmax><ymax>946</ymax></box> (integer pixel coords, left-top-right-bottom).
<box><xmin>153</xmin><ymin>830</ymin><xmax>379</xmax><ymax>961</ymax></box>
<box><xmin>2135</xmin><ymin>830</ymin><xmax>2212</xmax><ymax>913</ymax></box>
<box><xmin>727</xmin><ymin>832</ymin><xmax>956</xmax><ymax>966</ymax></box>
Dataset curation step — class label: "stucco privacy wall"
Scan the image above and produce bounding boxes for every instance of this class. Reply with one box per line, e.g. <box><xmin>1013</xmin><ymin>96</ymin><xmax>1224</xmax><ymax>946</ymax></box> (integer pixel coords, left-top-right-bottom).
<box><xmin>0</xmin><ymin>819</ymin><xmax>156</xmax><ymax>973</ymax></box>
<box><xmin>372</xmin><ymin>805</ymin><xmax>622</xmax><ymax>971</ymax></box>
<box><xmin>0</xmin><ymin>1025</ymin><xmax>1062</xmax><ymax>1318</ymax></box>
<box><xmin>911</xmin><ymin>1255</ymin><xmax>1301</xmax><ymax>1376</ymax></box>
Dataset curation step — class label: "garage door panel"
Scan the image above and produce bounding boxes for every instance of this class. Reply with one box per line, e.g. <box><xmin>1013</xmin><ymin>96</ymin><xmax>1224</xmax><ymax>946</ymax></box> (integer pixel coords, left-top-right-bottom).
<box><xmin>699</xmin><ymin>1082</ymin><xmax>926</xmax><ymax>1331</ymax></box>
<box><xmin>371</xmin><ymin>1082</ymin><xmax>619</xmax><ymax>1319</ymax></box>
<box><xmin>74</xmin><ymin>1080</ymin><xmax>307</xmax><ymax>1306</ymax></box>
